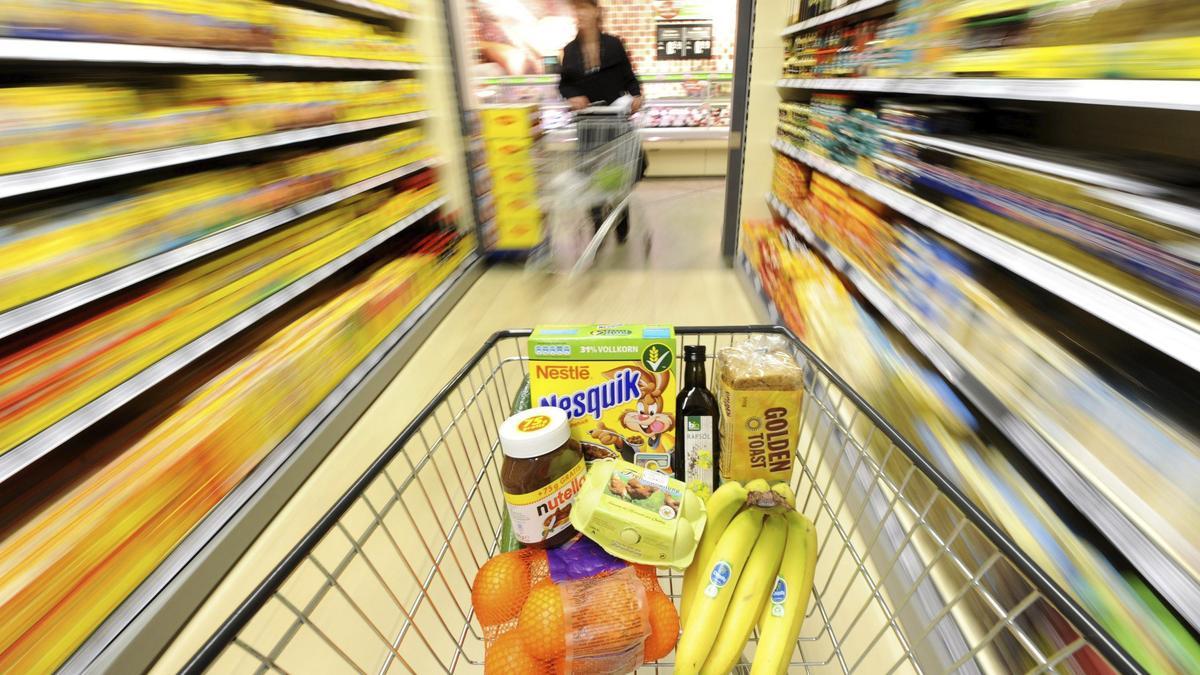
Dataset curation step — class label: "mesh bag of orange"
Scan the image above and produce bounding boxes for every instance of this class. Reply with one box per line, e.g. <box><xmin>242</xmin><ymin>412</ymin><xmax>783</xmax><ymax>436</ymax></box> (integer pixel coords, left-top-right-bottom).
<box><xmin>472</xmin><ymin>538</ymin><xmax>679</xmax><ymax>674</ymax></box>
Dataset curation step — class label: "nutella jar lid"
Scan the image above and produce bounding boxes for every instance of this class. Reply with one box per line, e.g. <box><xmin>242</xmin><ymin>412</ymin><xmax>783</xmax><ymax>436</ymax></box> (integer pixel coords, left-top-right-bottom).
<box><xmin>500</xmin><ymin>407</ymin><xmax>571</xmax><ymax>459</ymax></box>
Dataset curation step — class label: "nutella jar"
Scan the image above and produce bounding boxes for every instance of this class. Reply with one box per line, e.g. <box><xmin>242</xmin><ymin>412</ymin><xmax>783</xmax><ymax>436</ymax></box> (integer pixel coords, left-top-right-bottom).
<box><xmin>500</xmin><ymin>407</ymin><xmax>587</xmax><ymax>548</ymax></box>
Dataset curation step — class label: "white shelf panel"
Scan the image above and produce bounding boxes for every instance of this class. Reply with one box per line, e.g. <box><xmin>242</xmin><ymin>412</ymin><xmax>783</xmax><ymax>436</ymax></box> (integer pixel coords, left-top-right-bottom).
<box><xmin>782</xmin><ymin>0</ymin><xmax>895</xmax><ymax>35</ymax></box>
<box><xmin>305</xmin><ymin>0</ymin><xmax>416</xmax><ymax>20</ymax></box>
<box><xmin>772</xmin><ymin>138</ymin><xmax>1200</xmax><ymax>372</ymax></box>
<box><xmin>777</xmin><ymin>77</ymin><xmax>1200</xmax><ymax>111</ymax></box>
<box><xmin>0</xmin><ymin>37</ymin><xmax>423</xmax><ymax>71</ymax></box>
<box><xmin>887</xmin><ymin>130</ymin><xmax>1200</xmax><ymax>234</ymax></box>
<box><xmin>0</xmin><ymin>158</ymin><xmax>437</xmax><ymax>340</ymax></box>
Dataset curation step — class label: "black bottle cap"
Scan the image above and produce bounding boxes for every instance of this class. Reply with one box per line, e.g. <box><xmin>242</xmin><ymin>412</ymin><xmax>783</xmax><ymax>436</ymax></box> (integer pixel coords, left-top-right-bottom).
<box><xmin>683</xmin><ymin>345</ymin><xmax>706</xmax><ymax>362</ymax></box>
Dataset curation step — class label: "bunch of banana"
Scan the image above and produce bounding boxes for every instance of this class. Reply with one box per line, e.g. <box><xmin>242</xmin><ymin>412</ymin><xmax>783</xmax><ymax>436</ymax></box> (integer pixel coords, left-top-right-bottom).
<box><xmin>675</xmin><ymin>479</ymin><xmax>817</xmax><ymax>675</ymax></box>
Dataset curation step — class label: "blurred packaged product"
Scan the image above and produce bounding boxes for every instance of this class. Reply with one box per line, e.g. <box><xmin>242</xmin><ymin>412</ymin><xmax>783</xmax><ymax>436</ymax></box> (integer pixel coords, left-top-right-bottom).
<box><xmin>272</xmin><ymin>2</ymin><xmax>418</xmax><ymax>62</ymax></box>
<box><xmin>771</xmin><ymin>150</ymin><xmax>810</xmax><ymax>211</ymax></box>
<box><xmin>0</xmin><ymin>224</ymin><xmax>470</xmax><ymax>674</ymax></box>
<box><xmin>480</xmin><ymin>105</ymin><xmax>544</xmax><ymax>252</ymax></box>
<box><xmin>0</xmin><ymin>0</ymin><xmax>420</xmax><ymax>62</ymax></box>
<box><xmin>0</xmin><ymin>128</ymin><xmax>431</xmax><ymax>314</ymax></box>
<box><xmin>0</xmin><ymin>77</ymin><xmax>424</xmax><ymax>176</ymax></box>
<box><xmin>0</xmin><ymin>171</ymin><xmax>442</xmax><ymax>456</ymax></box>
<box><xmin>784</xmin><ymin>20</ymin><xmax>881</xmax><ymax>79</ymax></box>
<box><xmin>741</xmin><ymin>212</ymin><xmax>1200</xmax><ymax>672</ymax></box>
<box><xmin>775</xmin><ymin>101</ymin><xmax>810</xmax><ymax>146</ymax></box>
<box><xmin>803</xmin><ymin>93</ymin><xmax>883</xmax><ymax>174</ymax></box>
<box><xmin>780</xmin><ymin>0</ymin><xmax>1200</xmax><ymax>79</ymax></box>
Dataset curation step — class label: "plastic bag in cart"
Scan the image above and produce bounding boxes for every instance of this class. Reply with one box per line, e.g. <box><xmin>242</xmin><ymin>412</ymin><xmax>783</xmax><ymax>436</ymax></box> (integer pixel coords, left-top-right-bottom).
<box><xmin>476</xmin><ymin>538</ymin><xmax>683</xmax><ymax>674</ymax></box>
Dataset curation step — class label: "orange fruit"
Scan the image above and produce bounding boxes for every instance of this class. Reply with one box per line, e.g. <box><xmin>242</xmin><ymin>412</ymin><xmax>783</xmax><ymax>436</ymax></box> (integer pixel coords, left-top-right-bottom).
<box><xmin>518</xmin><ymin>579</ymin><xmax>567</xmax><ymax>661</ymax></box>
<box><xmin>472</xmin><ymin>552</ymin><xmax>531</xmax><ymax>626</ymax></box>
<box><xmin>643</xmin><ymin>591</ymin><xmax>680</xmax><ymax>663</ymax></box>
<box><xmin>485</xmin><ymin>630</ymin><xmax>546</xmax><ymax>675</ymax></box>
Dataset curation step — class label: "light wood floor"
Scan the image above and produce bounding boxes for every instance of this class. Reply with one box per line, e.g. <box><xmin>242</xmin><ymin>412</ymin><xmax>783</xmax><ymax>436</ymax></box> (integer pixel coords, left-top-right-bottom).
<box><xmin>153</xmin><ymin>178</ymin><xmax>761</xmax><ymax>672</ymax></box>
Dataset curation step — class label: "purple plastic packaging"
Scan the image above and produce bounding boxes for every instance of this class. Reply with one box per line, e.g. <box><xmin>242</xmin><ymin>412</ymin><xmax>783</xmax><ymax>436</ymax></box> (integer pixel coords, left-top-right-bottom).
<box><xmin>547</xmin><ymin>536</ymin><xmax>627</xmax><ymax>582</ymax></box>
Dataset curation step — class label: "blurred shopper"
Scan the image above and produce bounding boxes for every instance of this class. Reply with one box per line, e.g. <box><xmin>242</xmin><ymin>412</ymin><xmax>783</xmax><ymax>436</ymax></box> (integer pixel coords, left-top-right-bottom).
<box><xmin>559</xmin><ymin>0</ymin><xmax>646</xmax><ymax>243</ymax></box>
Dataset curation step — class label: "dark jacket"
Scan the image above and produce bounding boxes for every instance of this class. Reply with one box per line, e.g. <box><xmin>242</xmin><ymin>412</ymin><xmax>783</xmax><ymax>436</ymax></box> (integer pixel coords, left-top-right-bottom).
<box><xmin>558</xmin><ymin>33</ymin><xmax>641</xmax><ymax>105</ymax></box>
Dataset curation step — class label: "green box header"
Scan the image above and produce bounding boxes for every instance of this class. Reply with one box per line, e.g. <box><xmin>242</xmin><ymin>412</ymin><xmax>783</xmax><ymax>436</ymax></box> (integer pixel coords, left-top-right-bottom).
<box><xmin>529</xmin><ymin>324</ymin><xmax>676</xmax><ymax>369</ymax></box>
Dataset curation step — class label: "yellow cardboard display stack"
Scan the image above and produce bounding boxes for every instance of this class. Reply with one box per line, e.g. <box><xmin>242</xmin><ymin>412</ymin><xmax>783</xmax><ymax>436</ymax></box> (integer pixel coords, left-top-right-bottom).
<box><xmin>480</xmin><ymin>105</ymin><xmax>543</xmax><ymax>251</ymax></box>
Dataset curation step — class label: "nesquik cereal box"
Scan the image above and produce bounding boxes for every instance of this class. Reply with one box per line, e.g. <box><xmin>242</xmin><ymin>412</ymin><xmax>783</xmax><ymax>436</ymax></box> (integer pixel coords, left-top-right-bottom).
<box><xmin>529</xmin><ymin>325</ymin><xmax>677</xmax><ymax>475</ymax></box>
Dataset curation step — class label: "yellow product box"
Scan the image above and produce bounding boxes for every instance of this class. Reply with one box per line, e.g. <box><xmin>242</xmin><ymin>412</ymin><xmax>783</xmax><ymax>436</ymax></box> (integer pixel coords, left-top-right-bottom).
<box><xmin>528</xmin><ymin>325</ymin><xmax>678</xmax><ymax>473</ymax></box>
<box><xmin>495</xmin><ymin>190</ymin><xmax>540</xmax><ymax>218</ymax></box>
<box><xmin>491</xmin><ymin>163</ymin><xmax>538</xmax><ymax>196</ymax></box>
<box><xmin>715</xmin><ymin>336</ymin><xmax>804</xmax><ymax>483</ymax></box>
<box><xmin>479</xmin><ymin>104</ymin><xmax>539</xmax><ymax>139</ymax></box>
<box><xmin>485</xmin><ymin>136</ymin><xmax>534</xmax><ymax>168</ymax></box>
<box><xmin>494</xmin><ymin>214</ymin><xmax>542</xmax><ymax>250</ymax></box>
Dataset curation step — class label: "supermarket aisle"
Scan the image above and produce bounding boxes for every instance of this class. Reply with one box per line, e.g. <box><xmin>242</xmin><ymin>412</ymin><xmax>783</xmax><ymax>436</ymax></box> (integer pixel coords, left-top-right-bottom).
<box><xmin>155</xmin><ymin>177</ymin><xmax>757</xmax><ymax>670</ymax></box>
<box><xmin>606</xmin><ymin>178</ymin><xmax>733</xmax><ymax>269</ymax></box>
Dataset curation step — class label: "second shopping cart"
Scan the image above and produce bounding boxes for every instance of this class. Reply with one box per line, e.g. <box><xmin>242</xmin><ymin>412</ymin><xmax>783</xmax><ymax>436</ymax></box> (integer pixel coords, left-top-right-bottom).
<box><xmin>538</xmin><ymin>100</ymin><xmax>644</xmax><ymax>275</ymax></box>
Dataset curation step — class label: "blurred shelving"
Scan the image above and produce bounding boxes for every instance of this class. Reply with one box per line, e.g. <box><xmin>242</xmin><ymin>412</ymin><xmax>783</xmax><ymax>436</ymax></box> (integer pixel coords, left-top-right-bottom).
<box><xmin>0</xmin><ymin>159</ymin><xmax>438</xmax><ymax>341</ymax></box>
<box><xmin>0</xmin><ymin>197</ymin><xmax>447</xmax><ymax>486</ymax></box>
<box><xmin>0</xmin><ymin>0</ymin><xmax>479</xmax><ymax>671</ymax></box>
<box><xmin>765</xmin><ymin>189</ymin><xmax>1200</xmax><ymax>637</ymax></box>
<box><xmin>772</xmin><ymin>137</ymin><xmax>1200</xmax><ymax>373</ymax></box>
<box><xmin>736</xmin><ymin>250</ymin><xmax>782</xmax><ymax>324</ymax></box>
<box><xmin>740</xmin><ymin>210</ymin><xmax>1200</xmax><ymax>670</ymax></box>
<box><xmin>886</xmin><ymin>131</ymin><xmax>1200</xmax><ymax>233</ymax></box>
<box><xmin>782</xmin><ymin>0</ymin><xmax>895</xmax><ymax>35</ymax></box>
<box><xmin>777</xmin><ymin>77</ymin><xmax>1200</xmax><ymax>112</ymax></box>
<box><xmin>0</xmin><ymin>112</ymin><xmax>429</xmax><ymax>202</ymax></box>
<box><xmin>59</xmin><ymin>251</ymin><xmax>481</xmax><ymax>674</ymax></box>
<box><xmin>765</xmin><ymin>193</ymin><xmax>964</xmax><ymax>379</ymax></box>
<box><xmin>0</xmin><ymin>37</ymin><xmax>424</xmax><ymax>70</ymax></box>
<box><xmin>739</xmin><ymin>1</ymin><xmax>1200</xmax><ymax>670</ymax></box>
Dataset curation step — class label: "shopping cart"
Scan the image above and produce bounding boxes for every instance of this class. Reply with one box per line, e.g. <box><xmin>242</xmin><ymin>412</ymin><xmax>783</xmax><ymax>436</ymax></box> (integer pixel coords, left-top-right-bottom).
<box><xmin>182</xmin><ymin>327</ymin><xmax>1140</xmax><ymax>674</ymax></box>
<box><xmin>536</xmin><ymin>101</ymin><xmax>642</xmax><ymax>275</ymax></box>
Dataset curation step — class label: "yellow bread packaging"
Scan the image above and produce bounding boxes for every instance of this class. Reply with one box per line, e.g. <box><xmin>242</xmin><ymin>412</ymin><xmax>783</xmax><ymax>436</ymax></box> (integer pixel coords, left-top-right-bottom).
<box><xmin>716</xmin><ymin>335</ymin><xmax>804</xmax><ymax>483</ymax></box>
